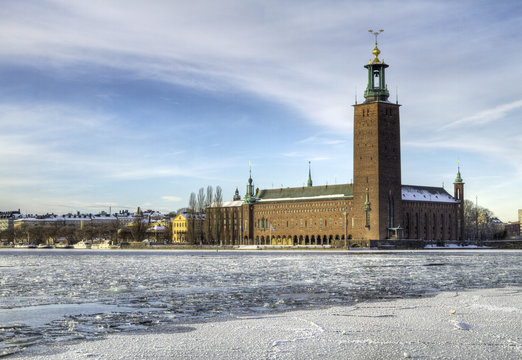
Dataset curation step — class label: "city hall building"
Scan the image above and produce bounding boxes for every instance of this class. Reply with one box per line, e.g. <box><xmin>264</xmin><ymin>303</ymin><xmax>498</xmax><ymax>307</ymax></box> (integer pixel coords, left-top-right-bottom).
<box><xmin>210</xmin><ymin>40</ymin><xmax>464</xmax><ymax>247</ymax></box>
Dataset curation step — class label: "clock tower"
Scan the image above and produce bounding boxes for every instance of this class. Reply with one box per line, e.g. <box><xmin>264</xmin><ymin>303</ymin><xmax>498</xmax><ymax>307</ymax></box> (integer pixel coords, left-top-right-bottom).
<box><xmin>352</xmin><ymin>31</ymin><xmax>403</xmax><ymax>241</ymax></box>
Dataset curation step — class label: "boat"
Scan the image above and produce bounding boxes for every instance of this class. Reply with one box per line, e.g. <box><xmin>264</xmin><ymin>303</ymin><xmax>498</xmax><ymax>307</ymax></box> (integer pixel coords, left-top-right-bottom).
<box><xmin>55</xmin><ymin>243</ymin><xmax>74</xmax><ymax>249</ymax></box>
<box><xmin>73</xmin><ymin>241</ymin><xmax>91</xmax><ymax>249</ymax></box>
<box><xmin>37</xmin><ymin>244</ymin><xmax>54</xmax><ymax>249</ymax></box>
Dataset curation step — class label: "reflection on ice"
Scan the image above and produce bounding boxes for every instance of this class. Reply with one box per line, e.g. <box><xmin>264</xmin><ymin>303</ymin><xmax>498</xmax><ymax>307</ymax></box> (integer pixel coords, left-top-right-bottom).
<box><xmin>0</xmin><ymin>249</ymin><xmax>521</xmax><ymax>356</ymax></box>
<box><xmin>0</xmin><ymin>303</ymin><xmax>128</xmax><ymax>327</ymax></box>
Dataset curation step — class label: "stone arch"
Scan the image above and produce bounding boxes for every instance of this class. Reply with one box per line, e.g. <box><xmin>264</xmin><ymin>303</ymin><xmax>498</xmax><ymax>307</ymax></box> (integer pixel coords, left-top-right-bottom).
<box><xmin>305</xmin><ymin>235</ymin><xmax>310</xmax><ymax>245</ymax></box>
<box><xmin>299</xmin><ymin>235</ymin><xmax>304</xmax><ymax>245</ymax></box>
<box><xmin>311</xmin><ymin>235</ymin><xmax>315</xmax><ymax>245</ymax></box>
<box><xmin>322</xmin><ymin>235</ymin><xmax>327</xmax><ymax>245</ymax></box>
<box><xmin>293</xmin><ymin>235</ymin><xmax>298</xmax><ymax>246</ymax></box>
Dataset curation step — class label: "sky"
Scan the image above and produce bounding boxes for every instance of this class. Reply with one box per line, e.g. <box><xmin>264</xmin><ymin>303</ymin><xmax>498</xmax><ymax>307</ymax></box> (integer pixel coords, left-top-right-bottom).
<box><xmin>1</xmin><ymin>0</ymin><xmax>521</xmax><ymax>221</ymax></box>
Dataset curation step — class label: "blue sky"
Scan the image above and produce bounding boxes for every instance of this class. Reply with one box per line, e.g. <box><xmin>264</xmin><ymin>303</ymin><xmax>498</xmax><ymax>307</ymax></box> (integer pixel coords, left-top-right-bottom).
<box><xmin>1</xmin><ymin>0</ymin><xmax>521</xmax><ymax>221</ymax></box>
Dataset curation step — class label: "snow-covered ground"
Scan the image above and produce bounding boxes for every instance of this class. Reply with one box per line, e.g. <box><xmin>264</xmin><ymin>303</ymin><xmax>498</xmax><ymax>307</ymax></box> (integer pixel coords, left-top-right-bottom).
<box><xmin>1</xmin><ymin>249</ymin><xmax>521</xmax><ymax>358</ymax></box>
<box><xmin>11</xmin><ymin>287</ymin><xmax>522</xmax><ymax>359</ymax></box>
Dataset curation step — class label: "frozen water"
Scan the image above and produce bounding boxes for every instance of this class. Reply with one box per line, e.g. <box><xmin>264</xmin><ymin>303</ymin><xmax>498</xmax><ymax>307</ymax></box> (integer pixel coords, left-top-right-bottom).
<box><xmin>0</xmin><ymin>249</ymin><xmax>521</xmax><ymax>356</ymax></box>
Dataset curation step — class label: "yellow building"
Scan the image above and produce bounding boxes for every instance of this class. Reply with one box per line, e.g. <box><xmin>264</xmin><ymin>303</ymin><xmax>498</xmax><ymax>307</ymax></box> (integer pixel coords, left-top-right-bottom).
<box><xmin>172</xmin><ymin>213</ymin><xmax>204</xmax><ymax>243</ymax></box>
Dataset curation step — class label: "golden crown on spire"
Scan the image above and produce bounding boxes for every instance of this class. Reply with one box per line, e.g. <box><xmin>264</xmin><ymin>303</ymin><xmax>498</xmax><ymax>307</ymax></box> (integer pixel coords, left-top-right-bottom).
<box><xmin>368</xmin><ymin>29</ymin><xmax>384</xmax><ymax>64</ymax></box>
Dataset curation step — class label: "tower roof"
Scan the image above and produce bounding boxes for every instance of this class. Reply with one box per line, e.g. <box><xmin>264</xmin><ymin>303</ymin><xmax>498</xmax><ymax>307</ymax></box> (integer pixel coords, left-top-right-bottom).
<box><xmin>454</xmin><ymin>165</ymin><xmax>464</xmax><ymax>183</ymax></box>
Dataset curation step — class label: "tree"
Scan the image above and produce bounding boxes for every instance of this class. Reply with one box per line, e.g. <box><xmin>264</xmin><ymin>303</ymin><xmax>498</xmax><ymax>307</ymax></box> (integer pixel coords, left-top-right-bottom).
<box><xmin>130</xmin><ymin>215</ymin><xmax>148</xmax><ymax>243</ymax></box>
<box><xmin>195</xmin><ymin>188</ymin><xmax>206</xmax><ymax>244</ymax></box>
<box><xmin>0</xmin><ymin>228</ymin><xmax>14</xmax><ymax>243</ymax></box>
<box><xmin>14</xmin><ymin>224</ymin><xmax>28</xmax><ymax>244</ymax></box>
<box><xmin>463</xmin><ymin>199</ymin><xmax>504</xmax><ymax>242</ymax></box>
<box><xmin>204</xmin><ymin>186</ymin><xmax>214</xmax><ymax>244</ymax></box>
<box><xmin>186</xmin><ymin>192</ymin><xmax>197</xmax><ymax>244</ymax></box>
<box><xmin>197</xmin><ymin>188</ymin><xmax>206</xmax><ymax>213</ymax></box>
<box><xmin>213</xmin><ymin>186</ymin><xmax>224</xmax><ymax>246</ymax></box>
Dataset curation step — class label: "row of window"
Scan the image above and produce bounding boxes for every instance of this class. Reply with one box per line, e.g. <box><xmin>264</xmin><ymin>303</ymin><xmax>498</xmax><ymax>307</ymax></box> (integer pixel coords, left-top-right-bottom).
<box><xmin>256</xmin><ymin>207</ymin><xmax>347</xmax><ymax>216</ymax></box>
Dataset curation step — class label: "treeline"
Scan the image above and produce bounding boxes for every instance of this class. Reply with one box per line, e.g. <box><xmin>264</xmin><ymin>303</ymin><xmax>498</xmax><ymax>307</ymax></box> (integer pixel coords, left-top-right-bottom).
<box><xmin>1</xmin><ymin>214</ymin><xmax>173</xmax><ymax>245</ymax></box>
<box><xmin>185</xmin><ymin>185</ymin><xmax>224</xmax><ymax>245</ymax></box>
<box><xmin>463</xmin><ymin>199</ymin><xmax>505</xmax><ymax>241</ymax></box>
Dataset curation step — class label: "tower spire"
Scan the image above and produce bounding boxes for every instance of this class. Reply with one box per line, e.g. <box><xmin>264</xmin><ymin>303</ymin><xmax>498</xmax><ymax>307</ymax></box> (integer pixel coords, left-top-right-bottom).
<box><xmin>454</xmin><ymin>160</ymin><xmax>463</xmax><ymax>183</ymax></box>
<box><xmin>244</xmin><ymin>161</ymin><xmax>255</xmax><ymax>204</ymax></box>
<box><xmin>307</xmin><ymin>161</ymin><xmax>313</xmax><ymax>187</ymax></box>
<box><xmin>364</xmin><ymin>29</ymin><xmax>389</xmax><ymax>103</ymax></box>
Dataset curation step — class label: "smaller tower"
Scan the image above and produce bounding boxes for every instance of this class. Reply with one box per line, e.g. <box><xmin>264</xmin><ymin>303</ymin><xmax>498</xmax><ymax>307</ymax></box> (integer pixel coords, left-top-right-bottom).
<box><xmin>307</xmin><ymin>161</ymin><xmax>313</xmax><ymax>187</ymax></box>
<box><xmin>244</xmin><ymin>164</ymin><xmax>256</xmax><ymax>204</ymax></box>
<box><xmin>233</xmin><ymin>187</ymin><xmax>241</xmax><ymax>201</ymax></box>
<box><xmin>454</xmin><ymin>162</ymin><xmax>465</xmax><ymax>241</ymax></box>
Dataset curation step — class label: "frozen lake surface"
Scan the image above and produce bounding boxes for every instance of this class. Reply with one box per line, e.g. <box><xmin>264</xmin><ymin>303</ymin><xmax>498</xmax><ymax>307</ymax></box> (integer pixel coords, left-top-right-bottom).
<box><xmin>1</xmin><ymin>249</ymin><xmax>521</xmax><ymax>356</ymax></box>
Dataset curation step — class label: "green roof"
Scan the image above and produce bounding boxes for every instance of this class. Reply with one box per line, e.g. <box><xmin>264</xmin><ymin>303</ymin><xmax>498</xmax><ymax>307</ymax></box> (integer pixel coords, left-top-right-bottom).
<box><xmin>257</xmin><ymin>184</ymin><xmax>353</xmax><ymax>203</ymax></box>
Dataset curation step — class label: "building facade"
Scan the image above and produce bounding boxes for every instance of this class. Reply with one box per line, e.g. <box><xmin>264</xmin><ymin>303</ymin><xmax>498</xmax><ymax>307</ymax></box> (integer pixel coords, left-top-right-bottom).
<box><xmin>172</xmin><ymin>213</ymin><xmax>204</xmax><ymax>243</ymax></box>
<box><xmin>208</xmin><ymin>39</ymin><xmax>464</xmax><ymax>247</ymax></box>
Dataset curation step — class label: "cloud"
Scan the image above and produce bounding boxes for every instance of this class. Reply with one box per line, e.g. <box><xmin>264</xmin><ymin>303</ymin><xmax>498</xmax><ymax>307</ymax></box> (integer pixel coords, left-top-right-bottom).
<box><xmin>441</xmin><ymin>99</ymin><xmax>522</xmax><ymax>130</ymax></box>
<box><xmin>1</xmin><ymin>1</ymin><xmax>522</xmax><ymax>221</ymax></box>
<box><xmin>161</xmin><ymin>196</ymin><xmax>182</xmax><ymax>203</ymax></box>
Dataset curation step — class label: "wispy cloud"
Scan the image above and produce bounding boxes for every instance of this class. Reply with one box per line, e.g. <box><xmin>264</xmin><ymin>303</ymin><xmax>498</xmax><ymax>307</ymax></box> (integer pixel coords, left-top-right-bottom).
<box><xmin>441</xmin><ymin>99</ymin><xmax>522</xmax><ymax>130</ymax></box>
<box><xmin>161</xmin><ymin>196</ymin><xmax>182</xmax><ymax>203</ymax></box>
<box><xmin>1</xmin><ymin>1</ymin><xmax>522</xmax><ymax>220</ymax></box>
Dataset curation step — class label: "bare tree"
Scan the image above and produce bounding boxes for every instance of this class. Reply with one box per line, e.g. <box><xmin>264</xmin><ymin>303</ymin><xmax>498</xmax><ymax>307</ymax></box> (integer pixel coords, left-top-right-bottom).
<box><xmin>186</xmin><ymin>192</ymin><xmax>197</xmax><ymax>244</ymax></box>
<box><xmin>197</xmin><ymin>188</ymin><xmax>206</xmax><ymax>213</ymax></box>
<box><xmin>204</xmin><ymin>186</ymin><xmax>214</xmax><ymax>244</ymax></box>
<box><xmin>213</xmin><ymin>186</ymin><xmax>224</xmax><ymax>246</ymax></box>
<box><xmin>463</xmin><ymin>199</ymin><xmax>503</xmax><ymax>242</ymax></box>
<box><xmin>130</xmin><ymin>215</ymin><xmax>148</xmax><ymax>243</ymax></box>
<box><xmin>196</xmin><ymin>188</ymin><xmax>206</xmax><ymax>244</ymax></box>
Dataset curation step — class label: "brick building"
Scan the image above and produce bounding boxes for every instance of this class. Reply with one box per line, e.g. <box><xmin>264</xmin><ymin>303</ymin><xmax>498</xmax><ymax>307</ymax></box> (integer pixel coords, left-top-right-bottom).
<box><xmin>209</xmin><ymin>38</ymin><xmax>464</xmax><ymax>247</ymax></box>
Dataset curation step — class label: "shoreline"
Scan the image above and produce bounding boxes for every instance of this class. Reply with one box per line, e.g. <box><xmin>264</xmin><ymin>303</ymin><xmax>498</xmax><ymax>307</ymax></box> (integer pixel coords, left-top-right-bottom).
<box><xmin>11</xmin><ymin>287</ymin><xmax>522</xmax><ymax>359</ymax></box>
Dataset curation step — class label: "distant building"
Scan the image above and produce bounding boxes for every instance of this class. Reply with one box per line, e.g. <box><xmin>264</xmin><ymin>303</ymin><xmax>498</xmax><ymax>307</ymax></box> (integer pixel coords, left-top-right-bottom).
<box><xmin>207</xmin><ymin>38</ymin><xmax>464</xmax><ymax>247</ymax></box>
<box><xmin>0</xmin><ymin>210</ymin><xmax>21</xmax><ymax>232</ymax></box>
<box><xmin>504</xmin><ymin>222</ymin><xmax>520</xmax><ymax>238</ymax></box>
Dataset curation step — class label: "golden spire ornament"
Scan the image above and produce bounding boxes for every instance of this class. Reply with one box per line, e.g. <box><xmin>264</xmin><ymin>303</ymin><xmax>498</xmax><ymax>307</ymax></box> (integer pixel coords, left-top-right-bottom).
<box><xmin>368</xmin><ymin>29</ymin><xmax>384</xmax><ymax>64</ymax></box>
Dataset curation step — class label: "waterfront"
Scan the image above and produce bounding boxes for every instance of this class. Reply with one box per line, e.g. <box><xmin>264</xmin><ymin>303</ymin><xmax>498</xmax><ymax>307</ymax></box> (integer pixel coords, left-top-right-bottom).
<box><xmin>1</xmin><ymin>249</ymin><xmax>521</xmax><ymax>357</ymax></box>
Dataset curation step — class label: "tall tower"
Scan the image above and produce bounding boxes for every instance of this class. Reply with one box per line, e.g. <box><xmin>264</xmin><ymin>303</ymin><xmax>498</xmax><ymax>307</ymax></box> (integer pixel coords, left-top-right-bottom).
<box><xmin>352</xmin><ymin>30</ymin><xmax>402</xmax><ymax>241</ymax></box>
<box><xmin>453</xmin><ymin>163</ymin><xmax>465</xmax><ymax>241</ymax></box>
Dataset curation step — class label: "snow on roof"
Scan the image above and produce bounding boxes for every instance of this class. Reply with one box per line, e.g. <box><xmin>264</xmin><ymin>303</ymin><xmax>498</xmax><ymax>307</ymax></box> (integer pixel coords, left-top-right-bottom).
<box><xmin>210</xmin><ymin>200</ymin><xmax>243</xmax><ymax>208</ymax></box>
<box><xmin>401</xmin><ymin>185</ymin><xmax>457</xmax><ymax>203</ymax></box>
<box><xmin>257</xmin><ymin>194</ymin><xmax>349</xmax><ymax>203</ymax></box>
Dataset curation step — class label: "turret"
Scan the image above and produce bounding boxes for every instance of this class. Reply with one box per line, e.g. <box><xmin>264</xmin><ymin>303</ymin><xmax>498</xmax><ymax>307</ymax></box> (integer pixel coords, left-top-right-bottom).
<box><xmin>233</xmin><ymin>187</ymin><xmax>241</xmax><ymax>201</ymax></box>
<box><xmin>453</xmin><ymin>162</ymin><xmax>465</xmax><ymax>241</ymax></box>
<box><xmin>453</xmin><ymin>162</ymin><xmax>464</xmax><ymax>201</ymax></box>
<box><xmin>243</xmin><ymin>165</ymin><xmax>256</xmax><ymax>204</ymax></box>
